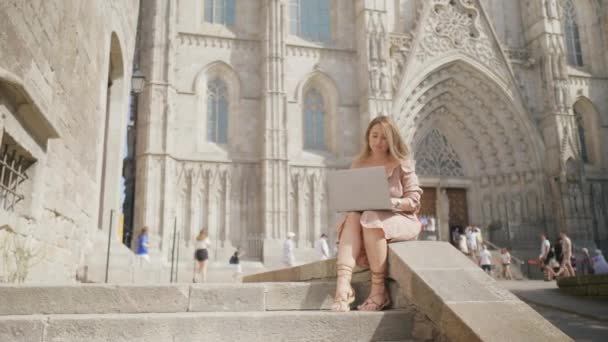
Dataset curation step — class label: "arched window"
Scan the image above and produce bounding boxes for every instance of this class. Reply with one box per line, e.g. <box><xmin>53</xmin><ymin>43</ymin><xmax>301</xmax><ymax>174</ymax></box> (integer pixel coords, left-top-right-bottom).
<box><xmin>562</xmin><ymin>0</ymin><xmax>583</xmax><ymax>67</ymax></box>
<box><xmin>574</xmin><ymin>109</ymin><xmax>589</xmax><ymax>163</ymax></box>
<box><xmin>207</xmin><ymin>78</ymin><xmax>229</xmax><ymax>144</ymax></box>
<box><xmin>290</xmin><ymin>0</ymin><xmax>330</xmax><ymax>42</ymax></box>
<box><xmin>204</xmin><ymin>0</ymin><xmax>235</xmax><ymax>25</ymax></box>
<box><xmin>303</xmin><ymin>88</ymin><xmax>326</xmax><ymax>150</ymax></box>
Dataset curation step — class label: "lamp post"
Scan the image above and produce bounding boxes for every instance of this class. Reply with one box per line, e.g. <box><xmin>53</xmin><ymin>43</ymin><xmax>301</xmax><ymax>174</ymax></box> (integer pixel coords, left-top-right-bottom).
<box><xmin>131</xmin><ymin>69</ymin><xmax>146</xmax><ymax>94</ymax></box>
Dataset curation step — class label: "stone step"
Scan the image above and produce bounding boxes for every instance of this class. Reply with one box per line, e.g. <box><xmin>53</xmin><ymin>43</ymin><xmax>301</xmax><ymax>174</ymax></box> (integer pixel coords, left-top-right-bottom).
<box><xmin>0</xmin><ymin>310</ymin><xmax>416</xmax><ymax>342</ymax></box>
<box><xmin>0</xmin><ymin>281</ymin><xmax>409</xmax><ymax>315</ymax></box>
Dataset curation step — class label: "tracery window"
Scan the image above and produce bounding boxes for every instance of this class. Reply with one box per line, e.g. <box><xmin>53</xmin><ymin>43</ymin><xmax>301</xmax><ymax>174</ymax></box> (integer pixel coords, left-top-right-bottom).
<box><xmin>207</xmin><ymin>78</ymin><xmax>229</xmax><ymax>144</ymax></box>
<box><xmin>204</xmin><ymin>0</ymin><xmax>235</xmax><ymax>25</ymax></box>
<box><xmin>415</xmin><ymin>129</ymin><xmax>464</xmax><ymax>177</ymax></box>
<box><xmin>562</xmin><ymin>0</ymin><xmax>583</xmax><ymax>67</ymax></box>
<box><xmin>574</xmin><ymin>109</ymin><xmax>589</xmax><ymax>163</ymax></box>
<box><xmin>290</xmin><ymin>0</ymin><xmax>331</xmax><ymax>42</ymax></box>
<box><xmin>303</xmin><ymin>88</ymin><xmax>326</xmax><ymax>151</ymax></box>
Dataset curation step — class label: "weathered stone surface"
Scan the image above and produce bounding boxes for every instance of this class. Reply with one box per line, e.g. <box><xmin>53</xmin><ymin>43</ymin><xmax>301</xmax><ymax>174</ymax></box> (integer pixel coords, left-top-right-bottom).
<box><xmin>0</xmin><ymin>316</ymin><xmax>45</xmax><ymax>342</ymax></box>
<box><xmin>35</xmin><ymin>310</ymin><xmax>414</xmax><ymax>342</ymax></box>
<box><xmin>0</xmin><ymin>284</ymin><xmax>190</xmax><ymax>315</ymax></box>
<box><xmin>243</xmin><ymin>258</ymin><xmax>368</xmax><ymax>283</ymax></box>
<box><xmin>387</xmin><ymin>241</ymin><xmax>571</xmax><ymax>341</ymax></box>
<box><xmin>188</xmin><ymin>283</ymin><xmax>266</xmax><ymax>312</ymax></box>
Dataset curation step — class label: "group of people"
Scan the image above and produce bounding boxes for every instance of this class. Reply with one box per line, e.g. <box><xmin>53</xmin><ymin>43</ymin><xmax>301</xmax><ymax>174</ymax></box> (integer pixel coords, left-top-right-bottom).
<box><xmin>539</xmin><ymin>232</ymin><xmax>608</xmax><ymax>280</ymax></box>
<box><xmin>451</xmin><ymin>226</ymin><xmax>483</xmax><ymax>257</ymax></box>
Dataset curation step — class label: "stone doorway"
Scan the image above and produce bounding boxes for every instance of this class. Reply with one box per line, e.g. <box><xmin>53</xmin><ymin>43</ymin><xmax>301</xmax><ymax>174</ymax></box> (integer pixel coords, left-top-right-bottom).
<box><xmin>446</xmin><ymin>188</ymin><xmax>469</xmax><ymax>228</ymax></box>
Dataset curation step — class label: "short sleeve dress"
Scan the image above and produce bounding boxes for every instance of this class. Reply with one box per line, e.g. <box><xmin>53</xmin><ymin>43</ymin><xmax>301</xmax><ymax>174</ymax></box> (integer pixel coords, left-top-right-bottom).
<box><xmin>335</xmin><ymin>159</ymin><xmax>423</xmax><ymax>267</ymax></box>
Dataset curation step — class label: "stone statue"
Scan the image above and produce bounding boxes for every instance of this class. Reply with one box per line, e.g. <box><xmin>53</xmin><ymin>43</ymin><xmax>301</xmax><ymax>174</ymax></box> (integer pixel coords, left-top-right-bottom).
<box><xmin>369</xmin><ymin>61</ymin><xmax>380</xmax><ymax>96</ymax></box>
<box><xmin>546</xmin><ymin>0</ymin><xmax>559</xmax><ymax>20</ymax></box>
<box><xmin>379</xmin><ymin>61</ymin><xmax>391</xmax><ymax>97</ymax></box>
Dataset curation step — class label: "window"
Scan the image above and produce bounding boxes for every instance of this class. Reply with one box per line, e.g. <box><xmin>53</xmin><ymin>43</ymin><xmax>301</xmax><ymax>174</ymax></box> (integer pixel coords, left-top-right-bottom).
<box><xmin>303</xmin><ymin>88</ymin><xmax>326</xmax><ymax>150</ymax></box>
<box><xmin>574</xmin><ymin>109</ymin><xmax>589</xmax><ymax>163</ymax></box>
<box><xmin>562</xmin><ymin>0</ymin><xmax>583</xmax><ymax>67</ymax></box>
<box><xmin>0</xmin><ymin>132</ymin><xmax>36</xmax><ymax>212</ymax></box>
<box><xmin>207</xmin><ymin>78</ymin><xmax>229</xmax><ymax>144</ymax></box>
<box><xmin>204</xmin><ymin>0</ymin><xmax>235</xmax><ymax>25</ymax></box>
<box><xmin>290</xmin><ymin>0</ymin><xmax>330</xmax><ymax>42</ymax></box>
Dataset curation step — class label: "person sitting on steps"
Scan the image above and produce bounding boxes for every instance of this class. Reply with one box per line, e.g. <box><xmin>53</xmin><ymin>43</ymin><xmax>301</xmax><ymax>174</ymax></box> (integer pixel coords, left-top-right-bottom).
<box><xmin>332</xmin><ymin>115</ymin><xmax>423</xmax><ymax>312</ymax></box>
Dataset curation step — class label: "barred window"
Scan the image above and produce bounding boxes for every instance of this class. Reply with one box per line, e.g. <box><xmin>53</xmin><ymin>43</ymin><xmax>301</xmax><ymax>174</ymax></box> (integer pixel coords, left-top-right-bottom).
<box><xmin>207</xmin><ymin>78</ymin><xmax>229</xmax><ymax>144</ymax></box>
<box><xmin>0</xmin><ymin>132</ymin><xmax>36</xmax><ymax>212</ymax></box>
<box><xmin>204</xmin><ymin>0</ymin><xmax>235</xmax><ymax>25</ymax></box>
<box><xmin>290</xmin><ymin>0</ymin><xmax>331</xmax><ymax>42</ymax></box>
<box><xmin>303</xmin><ymin>88</ymin><xmax>326</xmax><ymax>151</ymax></box>
<box><xmin>562</xmin><ymin>0</ymin><xmax>583</xmax><ymax>67</ymax></box>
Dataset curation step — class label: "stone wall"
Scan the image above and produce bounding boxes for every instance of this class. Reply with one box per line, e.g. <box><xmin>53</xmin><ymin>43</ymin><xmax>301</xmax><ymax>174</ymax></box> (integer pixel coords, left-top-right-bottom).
<box><xmin>0</xmin><ymin>0</ymin><xmax>139</xmax><ymax>282</ymax></box>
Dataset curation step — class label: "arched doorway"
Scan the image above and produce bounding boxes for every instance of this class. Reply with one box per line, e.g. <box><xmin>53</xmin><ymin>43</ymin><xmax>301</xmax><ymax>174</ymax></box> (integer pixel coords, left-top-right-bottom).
<box><xmin>395</xmin><ymin>60</ymin><xmax>546</xmax><ymax>249</ymax></box>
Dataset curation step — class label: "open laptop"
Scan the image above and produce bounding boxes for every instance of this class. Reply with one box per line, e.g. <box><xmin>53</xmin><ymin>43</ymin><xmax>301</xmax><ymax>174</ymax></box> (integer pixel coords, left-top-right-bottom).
<box><xmin>327</xmin><ymin>166</ymin><xmax>392</xmax><ymax>212</ymax></box>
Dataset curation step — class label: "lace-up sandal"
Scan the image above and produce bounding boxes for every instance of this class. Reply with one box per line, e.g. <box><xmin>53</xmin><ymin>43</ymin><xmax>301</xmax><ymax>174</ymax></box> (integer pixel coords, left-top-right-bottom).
<box><xmin>331</xmin><ymin>264</ymin><xmax>355</xmax><ymax>312</ymax></box>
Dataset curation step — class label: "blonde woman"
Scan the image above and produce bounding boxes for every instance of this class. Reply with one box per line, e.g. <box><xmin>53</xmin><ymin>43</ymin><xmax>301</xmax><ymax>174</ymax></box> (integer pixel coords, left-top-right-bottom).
<box><xmin>332</xmin><ymin>115</ymin><xmax>423</xmax><ymax>312</ymax></box>
<box><xmin>193</xmin><ymin>229</ymin><xmax>210</xmax><ymax>283</ymax></box>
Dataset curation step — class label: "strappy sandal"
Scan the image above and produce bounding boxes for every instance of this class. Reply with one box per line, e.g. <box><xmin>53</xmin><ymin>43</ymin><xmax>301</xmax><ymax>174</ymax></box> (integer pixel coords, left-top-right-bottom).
<box><xmin>357</xmin><ymin>271</ymin><xmax>391</xmax><ymax>311</ymax></box>
<box><xmin>331</xmin><ymin>264</ymin><xmax>355</xmax><ymax>312</ymax></box>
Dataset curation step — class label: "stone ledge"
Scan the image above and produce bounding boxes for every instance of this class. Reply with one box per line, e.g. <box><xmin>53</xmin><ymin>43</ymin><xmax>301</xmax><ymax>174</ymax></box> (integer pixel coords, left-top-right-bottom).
<box><xmin>388</xmin><ymin>241</ymin><xmax>571</xmax><ymax>342</ymax></box>
<box><xmin>0</xmin><ymin>310</ymin><xmax>415</xmax><ymax>342</ymax></box>
<box><xmin>557</xmin><ymin>274</ymin><xmax>608</xmax><ymax>297</ymax></box>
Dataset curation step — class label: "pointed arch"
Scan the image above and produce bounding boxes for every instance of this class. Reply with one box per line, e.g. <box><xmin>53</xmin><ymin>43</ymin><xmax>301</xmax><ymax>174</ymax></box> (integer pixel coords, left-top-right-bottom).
<box><xmin>294</xmin><ymin>71</ymin><xmax>339</xmax><ymax>154</ymax></box>
<box><xmin>414</xmin><ymin>128</ymin><xmax>465</xmax><ymax>177</ymax></box>
<box><xmin>573</xmin><ymin>97</ymin><xmax>602</xmax><ymax>166</ymax></box>
<box><xmin>561</xmin><ymin>0</ymin><xmax>584</xmax><ymax>67</ymax></box>
<box><xmin>193</xmin><ymin>61</ymin><xmax>241</xmax><ymax>151</ymax></box>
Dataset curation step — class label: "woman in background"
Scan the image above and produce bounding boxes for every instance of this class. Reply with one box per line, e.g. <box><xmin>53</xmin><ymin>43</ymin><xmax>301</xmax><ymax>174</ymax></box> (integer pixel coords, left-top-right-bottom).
<box><xmin>193</xmin><ymin>229</ymin><xmax>210</xmax><ymax>283</ymax></box>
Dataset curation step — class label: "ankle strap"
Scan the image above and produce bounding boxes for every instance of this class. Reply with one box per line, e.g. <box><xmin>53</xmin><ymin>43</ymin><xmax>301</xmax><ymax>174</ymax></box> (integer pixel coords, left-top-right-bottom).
<box><xmin>371</xmin><ymin>271</ymin><xmax>386</xmax><ymax>284</ymax></box>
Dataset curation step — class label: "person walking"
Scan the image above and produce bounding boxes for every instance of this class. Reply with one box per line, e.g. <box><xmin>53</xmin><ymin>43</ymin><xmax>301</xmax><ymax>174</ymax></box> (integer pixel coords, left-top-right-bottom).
<box><xmin>135</xmin><ymin>227</ymin><xmax>150</xmax><ymax>265</ymax></box>
<box><xmin>478</xmin><ymin>245</ymin><xmax>493</xmax><ymax>276</ymax></box>
<box><xmin>558</xmin><ymin>231</ymin><xmax>575</xmax><ymax>277</ymax></box>
<box><xmin>592</xmin><ymin>250</ymin><xmax>608</xmax><ymax>274</ymax></box>
<box><xmin>315</xmin><ymin>233</ymin><xmax>330</xmax><ymax>260</ymax></box>
<box><xmin>230</xmin><ymin>247</ymin><xmax>245</xmax><ymax>282</ymax></box>
<box><xmin>331</xmin><ymin>116</ymin><xmax>423</xmax><ymax>312</ymax></box>
<box><xmin>193</xmin><ymin>229</ymin><xmax>210</xmax><ymax>283</ymax></box>
<box><xmin>500</xmin><ymin>248</ymin><xmax>513</xmax><ymax>280</ymax></box>
<box><xmin>283</xmin><ymin>232</ymin><xmax>296</xmax><ymax>267</ymax></box>
<box><xmin>538</xmin><ymin>233</ymin><xmax>551</xmax><ymax>269</ymax></box>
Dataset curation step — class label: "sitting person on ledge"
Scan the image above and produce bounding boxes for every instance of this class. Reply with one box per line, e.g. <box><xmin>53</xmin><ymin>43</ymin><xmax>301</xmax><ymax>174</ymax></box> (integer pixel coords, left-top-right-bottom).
<box><xmin>332</xmin><ymin>115</ymin><xmax>423</xmax><ymax>312</ymax></box>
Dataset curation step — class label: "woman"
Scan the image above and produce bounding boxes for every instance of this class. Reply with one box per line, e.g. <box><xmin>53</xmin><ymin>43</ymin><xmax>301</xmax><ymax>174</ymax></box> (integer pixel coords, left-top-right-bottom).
<box><xmin>193</xmin><ymin>229</ymin><xmax>210</xmax><ymax>282</ymax></box>
<box><xmin>579</xmin><ymin>248</ymin><xmax>594</xmax><ymax>275</ymax></box>
<box><xmin>332</xmin><ymin>116</ymin><xmax>422</xmax><ymax>312</ymax></box>
<box><xmin>135</xmin><ymin>227</ymin><xmax>150</xmax><ymax>265</ymax></box>
<box><xmin>500</xmin><ymin>248</ymin><xmax>513</xmax><ymax>280</ymax></box>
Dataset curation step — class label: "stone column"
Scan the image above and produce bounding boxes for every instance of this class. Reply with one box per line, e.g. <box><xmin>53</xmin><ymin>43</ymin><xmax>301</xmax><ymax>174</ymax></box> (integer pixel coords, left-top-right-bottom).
<box><xmin>134</xmin><ymin>0</ymin><xmax>178</xmax><ymax>253</ymax></box>
<box><xmin>355</xmin><ymin>0</ymin><xmax>393</xmax><ymax>131</ymax></box>
<box><xmin>260</xmin><ymin>0</ymin><xmax>289</xmax><ymax>245</ymax></box>
<box><xmin>520</xmin><ymin>1</ymin><xmax>590</xmax><ymax>240</ymax></box>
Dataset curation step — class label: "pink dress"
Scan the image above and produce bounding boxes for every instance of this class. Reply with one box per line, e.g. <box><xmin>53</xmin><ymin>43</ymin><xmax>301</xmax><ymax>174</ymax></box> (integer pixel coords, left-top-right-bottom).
<box><xmin>336</xmin><ymin>159</ymin><xmax>423</xmax><ymax>267</ymax></box>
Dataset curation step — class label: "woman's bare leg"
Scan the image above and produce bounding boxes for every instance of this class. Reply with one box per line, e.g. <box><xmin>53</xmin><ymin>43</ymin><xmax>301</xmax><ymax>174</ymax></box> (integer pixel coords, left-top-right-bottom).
<box><xmin>201</xmin><ymin>260</ymin><xmax>208</xmax><ymax>282</ymax></box>
<box><xmin>332</xmin><ymin>212</ymin><xmax>362</xmax><ymax>311</ymax></box>
<box><xmin>359</xmin><ymin>227</ymin><xmax>389</xmax><ymax>311</ymax></box>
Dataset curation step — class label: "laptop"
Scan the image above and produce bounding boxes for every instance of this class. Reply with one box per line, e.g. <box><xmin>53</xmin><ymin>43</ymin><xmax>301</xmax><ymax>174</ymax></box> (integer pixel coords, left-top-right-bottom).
<box><xmin>327</xmin><ymin>166</ymin><xmax>392</xmax><ymax>212</ymax></box>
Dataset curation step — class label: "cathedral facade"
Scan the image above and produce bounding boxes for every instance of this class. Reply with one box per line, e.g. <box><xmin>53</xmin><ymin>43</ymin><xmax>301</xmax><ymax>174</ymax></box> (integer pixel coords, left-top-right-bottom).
<box><xmin>134</xmin><ymin>0</ymin><xmax>608</xmax><ymax>264</ymax></box>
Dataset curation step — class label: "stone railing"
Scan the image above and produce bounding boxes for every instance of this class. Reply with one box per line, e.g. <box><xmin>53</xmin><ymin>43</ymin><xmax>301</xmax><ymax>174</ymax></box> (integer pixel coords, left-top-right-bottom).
<box><xmin>557</xmin><ymin>274</ymin><xmax>608</xmax><ymax>297</ymax></box>
<box><xmin>245</xmin><ymin>241</ymin><xmax>571</xmax><ymax>341</ymax></box>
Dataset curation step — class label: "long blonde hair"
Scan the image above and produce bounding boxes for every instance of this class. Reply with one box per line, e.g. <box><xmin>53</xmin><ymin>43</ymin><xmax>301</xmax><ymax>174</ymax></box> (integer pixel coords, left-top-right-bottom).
<box><xmin>355</xmin><ymin>115</ymin><xmax>410</xmax><ymax>162</ymax></box>
<box><xmin>196</xmin><ymin>229</ymin><xmax>208</xmax><ymax>241</ymax></box>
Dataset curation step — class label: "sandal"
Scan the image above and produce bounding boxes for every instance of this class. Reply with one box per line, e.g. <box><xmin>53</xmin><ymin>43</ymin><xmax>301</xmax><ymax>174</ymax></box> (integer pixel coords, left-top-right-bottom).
<box><xmin>357</xmin><ymin>271</ymin><xmax>391</xmax><ymax>311</ymax></box>
<box><xmin>331</xmin><ymin>264</ymin><xmax>355</xmax><ymax>312</ymax></box>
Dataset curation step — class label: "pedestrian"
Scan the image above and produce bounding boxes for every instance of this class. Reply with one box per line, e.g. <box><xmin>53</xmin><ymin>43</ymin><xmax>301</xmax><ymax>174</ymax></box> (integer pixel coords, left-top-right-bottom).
<box><xmin>135</xmin><ymin>227</ymin><xmax>150</xmax><ymax>265</ymax></box>
<box><xmin>538</xmin><ymin>233</ymin><xmax>551</xmax><ymax>269</ymax></box>
<box><xmin>543</xmin><ymin>247</ymin><xmax>559</xmax><ymax>281</ymax></box>
<box><xmin>478</xmin><ymin>245</ymin><xmax>493</xmax><ymax>275</ymax></box>
<box><xmin>230</xmin><ymin>247</ymin><xmax>245</xmax><ymax>282</ymax></box>
<box><xmin>193</xmin><ymin>228</ymin><xmax>210</xmax><ymax>283</ymax></box>
<box><xmin>315</xmin><ymin>233</ymin><xmax>330</xmax><ymax>260</ymax></box>
<box><xmin>458</xmin><ymin>230</ymin><xmax>469</xmax><ymax>255</ymax></box>
<box><xmin>558</xmin><ymin>231</ymin><xmax>575</xmax><ymax>277</ymax></box>
<box><xmin>331</xmin><ymin>116</ymin><xmax>422</xmax><ymax>312</ymax></box>
<box><xmin>592</xmin><ymin>250</ymin><xmax>608</xmax><ymax>274</ymax></box>
<box><xmin>579</xmin><ymin>248</ymin><xmax>594</xmax><ymax>275</ymax></box>
<box><xmin>466</xmin><ymin>226</ymin><xmax>478</xmax><ymax>258</ymax></box>
<box><xmin>474</xmin><ymin>226</ymin><xmax>483</xmax><ymax>246</ymax></box>
<box><xmin>451</xmin><ymin>226</ymin><xmax>460</xmax><ymax>247</ymax></box>
<box><xmin>500</xmin><ymin>248</ymin><xmax>513</xmax><ymax>280</ymax></box>
<box><xmin>283</xmin><ymin>232</ymin><xmax>296</xmax><ymax>267</ymax></box>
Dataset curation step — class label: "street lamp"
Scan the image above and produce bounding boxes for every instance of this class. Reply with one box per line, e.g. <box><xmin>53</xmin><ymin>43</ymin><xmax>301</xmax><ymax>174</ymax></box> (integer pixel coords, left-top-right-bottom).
<box><xmin>131</xmin><ymin>69</ymin><xmax>146</xmax><ymax>94</ymax></box>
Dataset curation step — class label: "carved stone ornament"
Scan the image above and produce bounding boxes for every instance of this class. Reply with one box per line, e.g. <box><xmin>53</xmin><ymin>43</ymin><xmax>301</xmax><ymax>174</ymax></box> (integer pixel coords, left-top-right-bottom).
<box><xmin>416</xmin><ymin>0</ymin><xmax>506</xmax><ymax>78</ymax></box>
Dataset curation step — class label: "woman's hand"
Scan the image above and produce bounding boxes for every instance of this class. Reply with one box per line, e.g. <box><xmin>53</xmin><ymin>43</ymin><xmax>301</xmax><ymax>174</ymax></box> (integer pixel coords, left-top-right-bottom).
<box><xmin>391</xmin><ymin>197</ymin><xmax>416</xmax><ymax>213</ymax></box>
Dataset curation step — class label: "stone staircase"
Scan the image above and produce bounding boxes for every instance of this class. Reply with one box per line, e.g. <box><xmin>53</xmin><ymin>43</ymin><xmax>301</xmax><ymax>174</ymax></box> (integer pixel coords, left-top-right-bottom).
<box><xmin>0</xmin><ymin>282</ymin><xmax>428</xmax><ymax>342</ymax></box>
